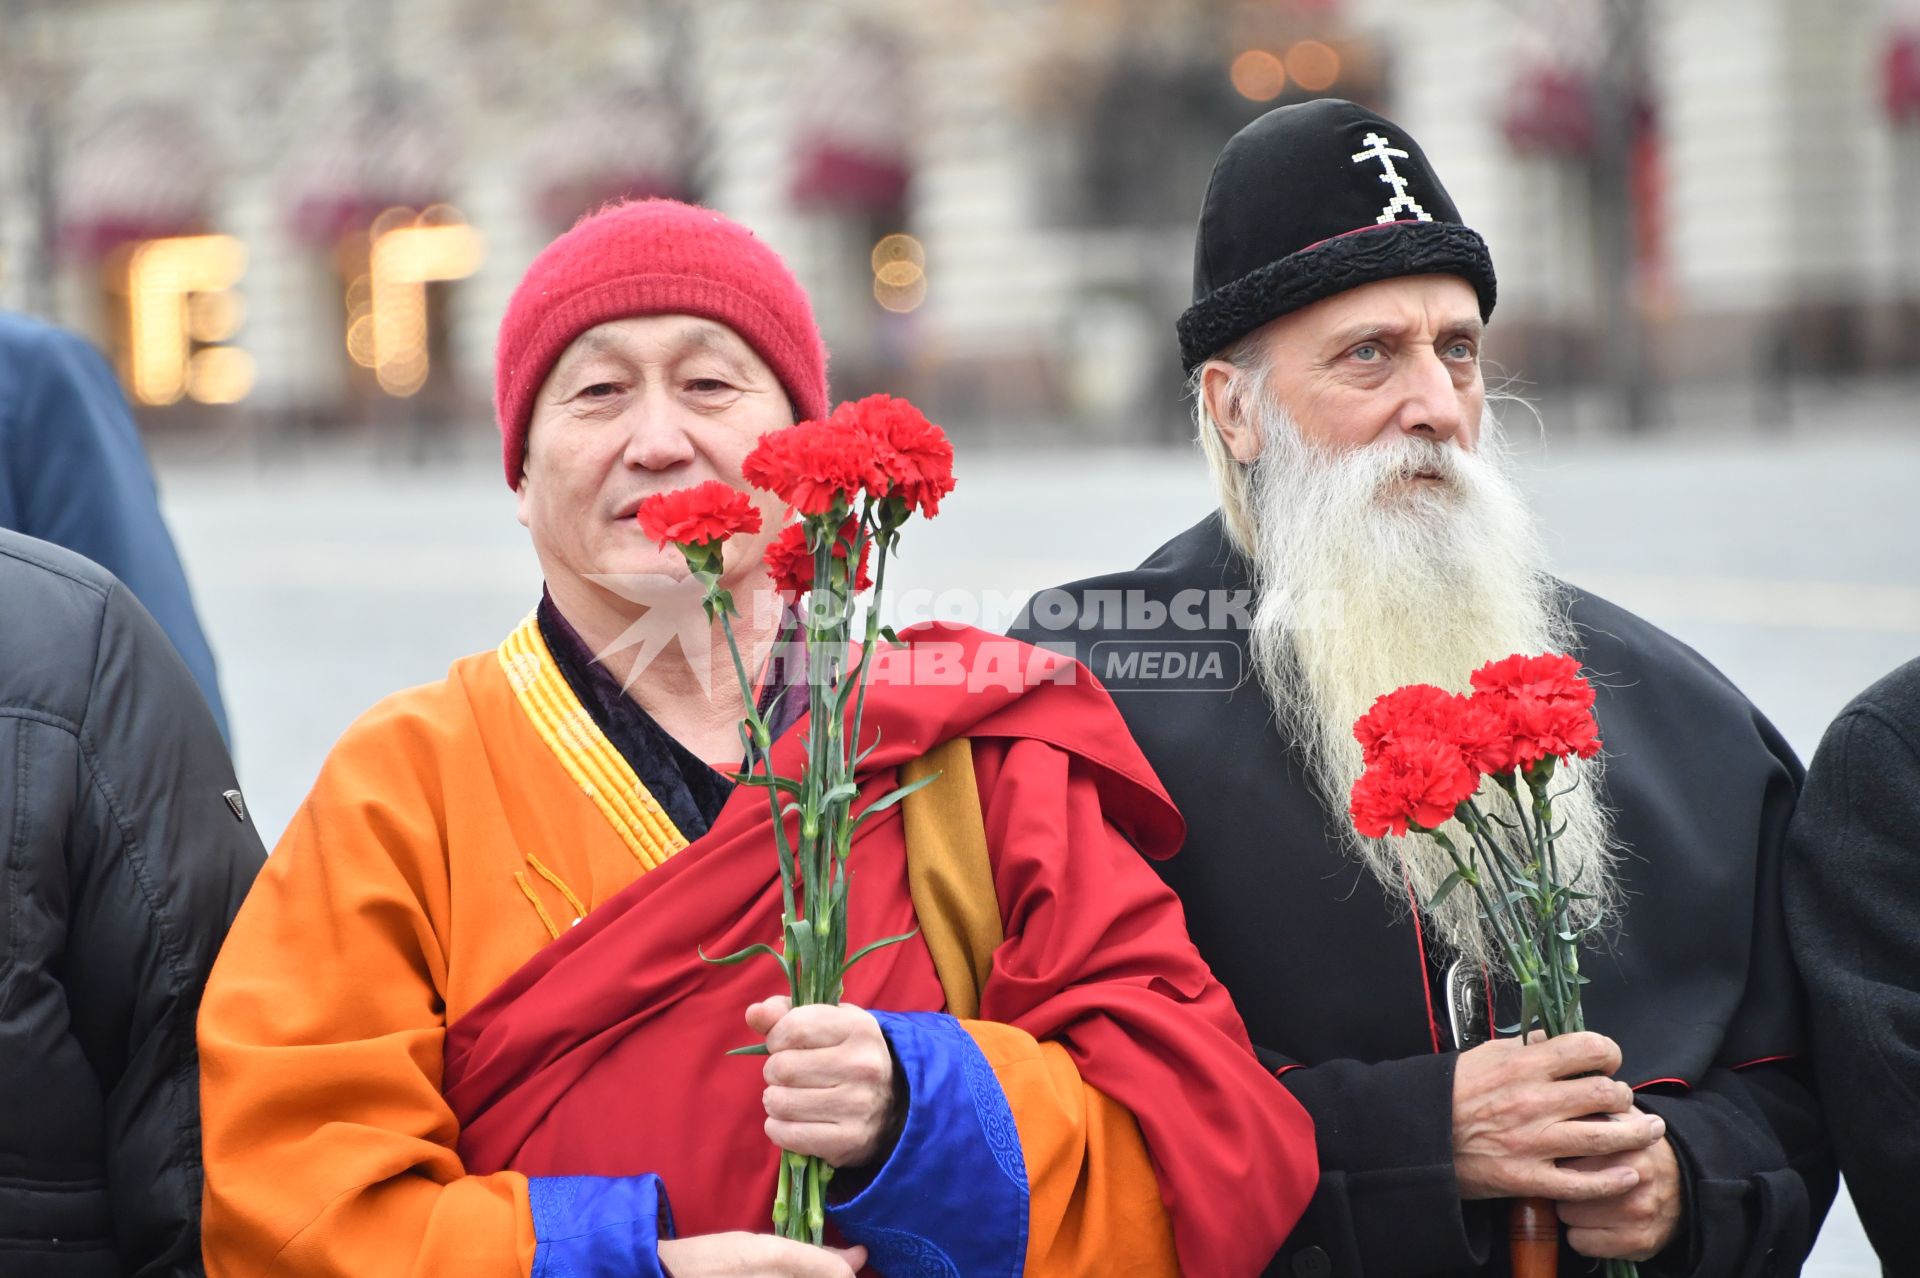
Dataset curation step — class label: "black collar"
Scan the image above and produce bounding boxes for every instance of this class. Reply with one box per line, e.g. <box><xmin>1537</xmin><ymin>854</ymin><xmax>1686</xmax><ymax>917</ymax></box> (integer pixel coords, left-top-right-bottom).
<box><xmin>535</xmin><ymin>590</ymin><xmax>806</xmax><ymax>842</ymax></box>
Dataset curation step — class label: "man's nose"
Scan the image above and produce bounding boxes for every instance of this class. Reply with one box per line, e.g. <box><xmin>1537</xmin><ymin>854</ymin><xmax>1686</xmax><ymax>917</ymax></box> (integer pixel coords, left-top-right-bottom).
<box><xmin>1395</xmin><ymin>350</ymin><xmax>1465</xmax><ymax>444</ymax></box>
<box><xmin>622</xmin><ymin>392</ymin><xmax>699</xmax><ymax>471</ymax></box>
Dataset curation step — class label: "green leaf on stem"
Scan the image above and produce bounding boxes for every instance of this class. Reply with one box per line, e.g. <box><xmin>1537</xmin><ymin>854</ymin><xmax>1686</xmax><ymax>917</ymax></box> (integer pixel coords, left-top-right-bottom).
<box><xmin>844</xmin><ymin>927</ymin><xmax>921</xmax><ymax>971</ymax></box>
<box><xmin>1426</xmin><ymin>869</ymin><xmax>1469</xmax><ymax>911</ymax></box>
<box><xmin>698</xmin><ymin>942</ymin><xmax>791</xmax><ymax>972</ymax></box>
<box><xmin>786</xmin><ymin>917</ymin><xmax>818</xmax><ymax>971</ymax></box>
<box><xmin>849</xmin><ymin>770</ymin><xmax>942</xmax><ymax>831</ymax></box>
<box><xmin>739</xmin><ymin>774</ymin><xmax>806</xmax><ymax>799</ymax></box>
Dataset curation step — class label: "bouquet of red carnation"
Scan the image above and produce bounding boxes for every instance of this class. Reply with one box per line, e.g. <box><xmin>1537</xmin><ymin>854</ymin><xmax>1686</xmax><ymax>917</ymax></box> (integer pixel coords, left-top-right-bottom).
<box><xmin>637</xmin><ymin>394</ymin><xmax>956</xmax><ymax>1246</ymax></box>
<box><xmin>1348</xmin><ymin>654</ymin><xmax>1632</xmax><ymax>1278</ymax></box>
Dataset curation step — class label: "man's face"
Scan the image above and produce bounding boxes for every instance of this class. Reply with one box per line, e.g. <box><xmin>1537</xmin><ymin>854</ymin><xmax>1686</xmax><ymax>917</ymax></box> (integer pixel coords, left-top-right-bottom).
<box><xmin>1211</xmin><ymin>273</ymin><xmax>1485</xmax><ymax>466</ymax></box>
<box><xmin>516</xmin><ymin>315</ymin><xmax>793</xmax><ymax>594</ymax></box>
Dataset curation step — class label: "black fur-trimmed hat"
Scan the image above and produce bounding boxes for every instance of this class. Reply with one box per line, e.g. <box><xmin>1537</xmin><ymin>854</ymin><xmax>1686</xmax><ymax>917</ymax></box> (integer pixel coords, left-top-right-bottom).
<box><xmin>1177</xmin><ymin>99</ymin><xmax>1497</xmax><ymax>373</ymax></box>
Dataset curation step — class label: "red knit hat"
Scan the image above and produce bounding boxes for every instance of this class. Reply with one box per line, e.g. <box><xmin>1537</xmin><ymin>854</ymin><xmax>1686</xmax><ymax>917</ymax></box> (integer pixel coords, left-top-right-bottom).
<box><xmin>494</xmin><ymin>199</ymin><xmax>829</xmax><ymax>488</ymax></box>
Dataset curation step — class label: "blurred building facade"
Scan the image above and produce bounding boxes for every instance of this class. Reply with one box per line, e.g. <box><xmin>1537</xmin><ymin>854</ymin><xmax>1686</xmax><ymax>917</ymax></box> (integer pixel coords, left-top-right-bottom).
<box><xmin>2</xmin><ymin>0</ymin><xmax>1917</xmax><ymax>441</ymax></box>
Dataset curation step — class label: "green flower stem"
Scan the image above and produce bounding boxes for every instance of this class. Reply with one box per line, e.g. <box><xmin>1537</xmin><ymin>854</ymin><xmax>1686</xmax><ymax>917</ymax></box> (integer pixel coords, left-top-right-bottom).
<box><xmin>766</xmin><ymin>516</ymin><xmax>857</xmax><ymax>1240</ymax></box>
<box><xmin>772</xmin><ymin>1152</ymin><xmax>792</xmax><ymax>1230</ymax></box>
<box><xmin>1460</xmin><ymin>802</ymin><xmax>1575</xmax><ymax>1038</ymax></box>
<box><xmin>846</xmin><ymin>506</ymin><xmax>888</xmax><ymax>804</ymax></box>
<box><xmin>1452</xmin><ymin>767</ymin><xmax>1631</xmax><ymax>1277</ymax></box>
<box><xmin>712</xmin><ymin>603</ymin><xmax>799</xmax><ymax>936</ymax></box>
<box><xmin>1429</xmin><ymin>830</ymin><xmax>1536</xmax><ymax>1000</ymax></box>
<box><xmin>703</xmin><ymin>559</ymin><xmax>837</xmax><ymax>1243</ymax></box>
<box><xmin>1499</xmin><ymin>789</ymin><xmax>1559</xmax><ymax>1028</ymax></box>
<box><xmin>1525</xmin><ymin>767</ymin><xmax>1586</xmax><ymax>1035</ymax></box>
<box><xmin>683</xmin><ymin>504</ymin><xmax>925</xmax><ymax>1247</ymax></box>
<box><xmin>807</xmin><ymin>1160</ymin><xmax>828</xmax><ymax>1244</ymax></box>
<box><xmin>1516</xmin><ymin>779</ymin><xmax>1583</xmax><ymax>1037</ymax></box>
<box><xmin>800</xmin><ymin>519</ymin><xmax>837</xmax><ymax>1004</ymax></box>
<box><xmin>1465</xmin><ymin>776</ymin><xmax>1591</xmax><ymax>1043</ymax></box>
<box><xmin>1454</xmin><ymin>810</ymin><xmax>1535</xmax><ymax>968</ymax></box>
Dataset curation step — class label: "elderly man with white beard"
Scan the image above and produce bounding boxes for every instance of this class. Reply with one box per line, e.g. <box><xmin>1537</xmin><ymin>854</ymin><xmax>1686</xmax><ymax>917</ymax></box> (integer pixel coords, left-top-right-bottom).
<box><xmin>1011</xmin><ymin>100</ymin><xmax>1833</xmax><ymax>1278</ymax></box>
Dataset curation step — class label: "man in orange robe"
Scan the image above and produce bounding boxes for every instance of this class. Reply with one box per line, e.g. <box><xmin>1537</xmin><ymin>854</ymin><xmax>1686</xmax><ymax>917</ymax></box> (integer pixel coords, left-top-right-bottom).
<box><xmin>198</xmin><ymin>199</ymin><xmax>1316</xmax><ymax>1278</ymax></box>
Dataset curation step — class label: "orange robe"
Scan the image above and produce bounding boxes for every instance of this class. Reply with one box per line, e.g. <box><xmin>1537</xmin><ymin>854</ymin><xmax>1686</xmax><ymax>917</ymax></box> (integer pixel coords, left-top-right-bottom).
<box><xmin>198</xmin><ymin>616</ymin><xmax>1311</xmax><ymax>1274</ymax></box>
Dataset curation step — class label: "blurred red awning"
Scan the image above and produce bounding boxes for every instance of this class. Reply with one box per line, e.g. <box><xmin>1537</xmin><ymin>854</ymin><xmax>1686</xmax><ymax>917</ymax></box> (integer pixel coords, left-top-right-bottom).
<box><xmin>522</xmin><ymin>88</ymin><xmax>692</xmax><ymax>229</ymax></box>
<box><xmin>787</xmin><ymin>24</ymin><xmax>912</xmax><ymax>215</ymax></box>
<box><xmin>283</xmin><ymin>97</ymin><xmax>450</xmax><ymax>247</ymax></box>
<box><xmin>59</xmin><ymin>106</ymin><xmax>211</xmax><ymax>260</ymax></box>
<box><xmin>1887</xmin><ymin>31</ymin><xmax>1920</xmax><ymax>125</ymax></box>
<box><xmin>790</xmin><ymin>138</ymin><xmax>911</xmax><ymax>212</ymax></box>
<box><xmin>1499</xmin><ymin>65</ymin><xmax>1597</xmax><ymax>157</ymax></box>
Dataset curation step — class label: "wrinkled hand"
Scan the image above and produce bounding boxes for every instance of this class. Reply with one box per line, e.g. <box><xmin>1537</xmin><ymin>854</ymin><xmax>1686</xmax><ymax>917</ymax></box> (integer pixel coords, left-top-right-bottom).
<box><xmin>656</xmin><ymin>1233</ymin><xmax>867</xmax><ymax>1276</ymax></box>
<box><xmin>747</xmin><ymin>997</ymin><xmax>900</xmax><ymax>1170</ymax></box>
<box><xmin>1452</xmin><ymin>1031</ymin><xmax>1665</xmax><ymax>1201</ymax></box>
<box><xmin>1557</xmin><ymin>1124</ymin><xmax>1683</xmax><ymax>1261</ymax></box>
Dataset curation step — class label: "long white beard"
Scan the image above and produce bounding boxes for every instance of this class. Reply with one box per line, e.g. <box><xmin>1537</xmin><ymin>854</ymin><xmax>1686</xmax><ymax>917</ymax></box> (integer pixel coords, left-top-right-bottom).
<box><xmin>1243</xmin><ymin>402</ymin><xmax>1618</xmax><ymax>967</ymax></box>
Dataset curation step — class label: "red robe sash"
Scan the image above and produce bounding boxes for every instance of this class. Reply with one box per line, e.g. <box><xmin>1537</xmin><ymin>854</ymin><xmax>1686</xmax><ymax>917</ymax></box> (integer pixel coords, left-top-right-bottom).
<box><xmin>441</xmin><ymin>623</ymin><xmax>1315</xmax><ymax>1272</ymax></box>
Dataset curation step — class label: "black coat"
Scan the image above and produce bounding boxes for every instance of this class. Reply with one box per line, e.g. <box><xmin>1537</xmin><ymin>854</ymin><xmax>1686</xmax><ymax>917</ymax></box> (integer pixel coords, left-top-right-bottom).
<box><xmin>1011</xmin><ymin>513</ymin><xmax>1834</xmax><ymax>1278</ymax></box>
<box><xmin>1785</xmin><ymin>656</ymin><xmax>1920</xmax><ymax>1273</ymax></box>
<box><xmin>0</xmin><ymin>530</ymin><xmax>264</xmax><ymax>1275</ymax></box>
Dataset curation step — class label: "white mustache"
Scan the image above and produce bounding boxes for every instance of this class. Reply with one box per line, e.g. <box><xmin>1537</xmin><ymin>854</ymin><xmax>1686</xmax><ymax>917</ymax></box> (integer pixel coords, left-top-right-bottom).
<box><xmin>1309</xmin><ymin>432</ymin><xmax>1469</xmax><ymax>494</ymax></box>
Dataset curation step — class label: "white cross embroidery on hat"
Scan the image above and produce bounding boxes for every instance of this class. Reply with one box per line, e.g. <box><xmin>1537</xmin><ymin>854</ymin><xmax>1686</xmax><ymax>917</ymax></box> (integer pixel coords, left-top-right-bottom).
<box><xmin>1350</xmin><ymin>132</ymin><xmax>1433</xmax><ymax>225</ymax></box>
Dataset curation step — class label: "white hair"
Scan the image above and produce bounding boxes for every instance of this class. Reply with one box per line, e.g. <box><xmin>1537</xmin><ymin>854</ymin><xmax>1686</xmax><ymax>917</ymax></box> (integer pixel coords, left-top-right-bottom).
<box><xmin>1202</xmin><ymin>357</ymin><xmax>1619</xmax><ymax>965</ymax></box>
<box><xmin>1187</xmin><ymin>333</ymin><xmax>1268</xmax><ymax>562</ymax></box>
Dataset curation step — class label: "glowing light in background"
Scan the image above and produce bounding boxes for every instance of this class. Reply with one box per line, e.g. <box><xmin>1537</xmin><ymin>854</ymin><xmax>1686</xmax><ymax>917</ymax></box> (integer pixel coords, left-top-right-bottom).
<box><xmin>126</xmin><ymin>234</ymin><xmax>248</xmax><ymax>406</ymax></box>
<box><xmin>1231</xmin><ymin>50</ymin><xmax>1288</xmax><ymax>102</ymax></box>
<box><xmin>1285</xmin><ymin>40</ymin><xmax>1342</xmax><ymax>93</ymax></box>
<box><xmin>343</xmin><ymin>208</ymin><xmax>486</xmax><ymax>397</ymax></box>
<box><xmin>187</xmin><ymin>290</ymin><xmax>245</xmax><ymax>344</ymax></box>
<box><xmin>874</xmin><ymin>274</ymin><xmax>928</xmax><ymax>313</ymax></box>
<box><xmin>871</xmin><ymin>232</ymin><xmax>926</xmax><ymax>313</ymax></box>
<box><xmin>187</xmin><ymin>345</ymin><xmax>256</xmax><ymax>404</ymax></box>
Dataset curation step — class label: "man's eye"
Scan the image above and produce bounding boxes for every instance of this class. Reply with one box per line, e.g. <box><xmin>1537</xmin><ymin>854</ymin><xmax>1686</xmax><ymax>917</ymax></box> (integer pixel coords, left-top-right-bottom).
<box><xmin>1350</xmin><ymin>344</ymin><xmax>1382</xmax><ymax>362</ymax></box>
<box><xmin>1446</xmin><ymin>342</ymin><xmax>1476</xmax><ymax>360</ymax></box>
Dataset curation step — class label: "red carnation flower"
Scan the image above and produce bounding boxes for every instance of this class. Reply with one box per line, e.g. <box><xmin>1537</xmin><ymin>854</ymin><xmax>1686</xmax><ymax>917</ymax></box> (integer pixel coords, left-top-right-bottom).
<box><xmin>1349</xmin><ymin>736</ymin><xmax>1480</xmax><ymax>839</ymax></box>
<box><xmin>742</xmin><ymin>420</ymin><xmax>882</xmax><ymax>517</ymax></box>
<box><xmin>1467</xmin><ymin>652</ymin><xmax>1603</xmax><ymax>769</ymax></box>
<box><xmin>1469</xmin><ymin>653</ymin><xmax>1596</xmax><ymax>710</ymax></box>
<box><xmin>1354</xmin><ymin>684</ymin><xmax>1467</xmax><ymax>765</ymax></box>
<box><xmin>1451</xmin><ymin>697</ymin><xmax>1519</xmax><ymax>775</ymax></box>
<box><xmin>762</xmin><ymin>519</ymin><xmax>872</xmax><ymax>600</ymax></box>
<box><xmin>835</xmin><ymin>394</ymin><xmax>957</xmax><ymax>518</ymax></box>
<box><xmin>635</xmin><ymin>481</ymin><xmax>763</xmax><ymax>549</ymax></box>
<box><xmin>1355</xmin><ymin>682</ymin><xmax>1520</xmax><ymax>778</ymax></box>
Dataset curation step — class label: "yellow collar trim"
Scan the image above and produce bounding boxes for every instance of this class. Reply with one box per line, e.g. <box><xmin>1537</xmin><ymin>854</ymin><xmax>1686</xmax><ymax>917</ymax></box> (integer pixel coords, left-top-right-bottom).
<box><xmin>497</xmin><ymin>613</ymin><xmax>690</xmax><ymax>872</ymax></box>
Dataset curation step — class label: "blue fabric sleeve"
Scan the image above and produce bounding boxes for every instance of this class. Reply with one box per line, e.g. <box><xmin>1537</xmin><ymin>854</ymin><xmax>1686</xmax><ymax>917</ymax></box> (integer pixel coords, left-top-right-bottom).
<box><xmin>826</xmin><ymin>1010</ymin><xmax>1029</xmax><ymax>1278</ymax></box>
<box><xmin>0</xmin><ymin>317</ymin><xmax>229</xmax><ymax>740</ymax></box>
<box><xmin>528</xmin><ymin>1174</ymin><xmax>673</xmax><ymax>1278</ymax></box>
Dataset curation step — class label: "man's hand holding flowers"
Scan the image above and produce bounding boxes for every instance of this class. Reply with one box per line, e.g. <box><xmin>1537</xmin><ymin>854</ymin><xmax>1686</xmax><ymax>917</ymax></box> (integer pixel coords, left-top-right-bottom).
<box><xmin>747</xmin><ymin>997</ymin><xmax>906</xmax><ymax>1173</ymax></box>
<box><xmin>1450</xmin><ymin>1032</ymin><xmax>1680</xmax><ymax>1259</ymax></box>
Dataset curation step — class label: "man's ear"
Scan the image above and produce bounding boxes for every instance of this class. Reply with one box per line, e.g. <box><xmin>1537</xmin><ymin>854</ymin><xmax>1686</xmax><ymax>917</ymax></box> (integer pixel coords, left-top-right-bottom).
<box><xmin>1200</xmin><ymin>361</ymin><xmax>1262</xmax><ymax>464</ymax></box>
